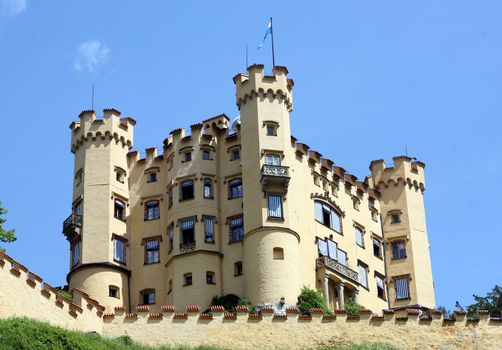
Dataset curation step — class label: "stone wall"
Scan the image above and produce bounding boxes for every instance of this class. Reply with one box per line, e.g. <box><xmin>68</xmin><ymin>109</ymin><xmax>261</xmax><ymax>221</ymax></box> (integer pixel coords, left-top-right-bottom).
<box><xmin>1</xmin><ymin>251</ymin><xmax>501</xmax><ymax>349</ymax></box>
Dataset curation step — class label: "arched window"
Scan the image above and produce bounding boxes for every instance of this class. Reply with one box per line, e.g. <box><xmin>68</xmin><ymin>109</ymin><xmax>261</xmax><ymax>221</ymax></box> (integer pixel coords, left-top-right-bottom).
<box><xmin>265</xmin><ymin>154</ymin><xmax>281</xmax><ymax>166</ymax></box>
<box><xmin>273</xmin><ymin>247</ymin><xmax>284</xmax><ymax>260</ymax></box>
<box><xmin>314</xmin><ymin>200</ymin><xmax>342</xmax><ymax>233</ymax></box>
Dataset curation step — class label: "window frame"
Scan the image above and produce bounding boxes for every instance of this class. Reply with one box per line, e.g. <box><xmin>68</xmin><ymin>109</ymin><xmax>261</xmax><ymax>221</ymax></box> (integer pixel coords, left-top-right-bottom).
<box><xmin>372</xmin><ymin>237</ymin><xmax>383</xmax><ymax>259</ymax></box>
<box><xmin>267</xmin><ymin>193</ymin><xmax>284</xmax><ymax>220</ymax></box>
<box><xmin>184</xmin><ymin>273</ymin><xmax>193</xmax><ymax>286</ymax></box>
<box><xmin>143</xmin><ymin>237</ymin><xmax>161</xmax><ymax>265</ymax></box>
<box><xmin>203</xmin><ymin>178</ymin><xmax>213</xmax><ymax>199</ymax></box>
<box><xmin>391</xmin><ymin>240</ymin><xmax>407</xmax><ymax>260</ymax></box>
<box><xmin>114</xmin><ymin>199</ymin><xmax>126</xmax><ymax>221</ymax></box>
<box><xmin>112</xmin><ymin>234</ymin><xmax>127</xmax><ymax>264</ymax></box>
<box><xmin>375</xmin><ymin>272</ymin><xmax>386</xmax><ymax>301</ymax></box>
<box><xmin>228</xmin><ymin>214</ymin><xmax>244</xmax><ymax>243</ymax></box>
<box><xmin>179</xmin><ymin>179</ymin><xmax>195</xmax><ymax>201</ymax></box>
<box><xmin>179</xmin><ymin>217</ymin><xmax>196</xmax><ymax>246</ymax></box>
<box><xmin>144</xmin><ymin>200</ymin><xmax>160</xmax><ymax>221</ymax></box>
<box><xmin>167</xmin><ymin>223</ymin><xmax>174</xmax><ymax>253</ymax></box>
<box><xmin>71</xmin><ymin>240</ymin><xmax>81</xmax><ymax>267</ymax></box>
<box><xmin>203</xmin><ymin>215</ymin><xmax>215</xmax><ymax>243</ymax></box>
<box><xmin>394</xmin><ymin>275</ymin><xmax>411</xmax><ymax>300</ymax></box>
<box><xmin>228</xmin><ymin>177</ymin><xmax>243</xmax><ymax>199</ymax></box>
<box><xmin>358</xmin><ymin>261</ymin><xmax>369</xmax><ymax>289</ymax></box>
<box><xmin>265</xmin><ymin>154</ymin><xmax>281</xmax><ymax>166</ymax></box>
<box><xmin>234</xmin><ymin>261</ymin><xmax>243</xmax><ymax>276</ymax></box>
<box><xmin>354</xmin><ymin>225</ymin><xmax>365</xmax><ymax>248</ymax></box>
<box><xmin>314</xmin><ymin>200</ymin><xmax>343</xmax><ymax>234</ymax></box>
<box><xmin>109</xmin><ymin>285</ymin><xmax>120</xmax><ymax>299</ymax></box>
<box><xmin>140</xmin><ymin>289</ymin><xmax>156</xmax><ymax>305</ymax></box>
<box><xmin>206</xmin><ymin>271</ymin><xmax>215</xmax><ymax>285</ymax></box>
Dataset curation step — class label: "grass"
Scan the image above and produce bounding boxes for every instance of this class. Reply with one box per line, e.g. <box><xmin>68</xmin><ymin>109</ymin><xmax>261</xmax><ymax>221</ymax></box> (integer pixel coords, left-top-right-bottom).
<box><xmin>0</xmin><ymin>318</ymin><xmax>398</xmax><ymax>350</ymax></box>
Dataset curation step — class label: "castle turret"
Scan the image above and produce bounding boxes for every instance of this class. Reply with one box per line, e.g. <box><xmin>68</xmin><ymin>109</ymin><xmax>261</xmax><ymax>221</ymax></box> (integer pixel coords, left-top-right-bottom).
<box><xmin>64</xmin><ymin>109</ymin><xmax>135</xmax><ymax>311</ymax></box>
<box><xmin>235</xmin><ymin>65</ymin><xmax>301</xmax><ymax>305</ymax></box>
<box><xmin>369</xmin><ymin>156</ymin><xmax>435</xmax><ymax>311</ymax></box>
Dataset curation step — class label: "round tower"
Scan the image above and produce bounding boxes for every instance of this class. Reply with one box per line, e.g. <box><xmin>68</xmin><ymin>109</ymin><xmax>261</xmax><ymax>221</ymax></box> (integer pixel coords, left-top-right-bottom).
<box><xmin>235</xmin><ymin>65</ymin><xmax>301</xmax><ymax>305</ymax></box>
<box><xmin>64</xmin><ymin>108</ymin><xmax>134</xmax><ymax>311</ymax></box>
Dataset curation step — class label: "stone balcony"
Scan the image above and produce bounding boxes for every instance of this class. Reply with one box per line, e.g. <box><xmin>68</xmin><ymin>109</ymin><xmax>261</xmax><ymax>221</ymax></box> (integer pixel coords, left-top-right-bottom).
<box><xmin>261</xmin><ymin>165</ymin><xmax>290</xmax><ymax>194</ymax></box>
<box><xmin>317</xmin><ymin>256</ymin><xmax>359</xmax><ymax>284</ymax></box>
<box><xmin>62</xmin><ymin>213</ymin><xmax>82</xmax><ymax>240</ymax></box>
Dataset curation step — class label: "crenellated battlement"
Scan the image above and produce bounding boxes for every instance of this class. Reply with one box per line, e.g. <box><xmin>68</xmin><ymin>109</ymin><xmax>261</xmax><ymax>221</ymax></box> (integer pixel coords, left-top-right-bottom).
<box><xmin>69</xmin><ymin>108</ymin><xmax>135</xmax><ymax>154</ymax></box>
<box><xmin>369</xmin><ymin>156</ymin><xmax>426</xmax><ymax>192</ymax></box>
<box><xmin>234</xmin><ymin>65</ymin><xmax>293</xmax><ymax>111</ymax></box>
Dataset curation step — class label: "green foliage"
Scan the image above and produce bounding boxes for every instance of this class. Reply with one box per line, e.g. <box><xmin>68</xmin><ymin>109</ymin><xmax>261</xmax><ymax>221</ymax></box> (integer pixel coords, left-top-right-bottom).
<box><xmin>210</xmin><ymin>294</ymin><xmax>242</xmax><ymax>313</ymax></box>
<box><xmin>296</xmin><ymin>286</ymin><xmax>332</xmax><ymax>315</ymax></box>
<box><xmin>0</xmin><ymin>318</ymin><xmax>225</xmax><ymax>350</ymax></box>
<box><xmin>466</xmin><ymin>285</ymin><xmax>502</xmax><ymax>317</ymax></box>
<box><xmin>344</xmin><ymin>298</ymin><xmax>365</xmax><ymax>317</ymax></box>
<box><xmin>0</xmin><ymin>201</ymin><xmax>16</xmax><ymax>252</ymax></box>
<box><xmin>435</xmin><ymin>305</ymin><xmax>453</xmax><ymax>318</ymax></box>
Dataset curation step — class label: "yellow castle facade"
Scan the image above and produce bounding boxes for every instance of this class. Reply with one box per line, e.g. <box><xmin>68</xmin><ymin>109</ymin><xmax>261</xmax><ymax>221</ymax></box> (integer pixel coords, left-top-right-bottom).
<box><xmin>63</xmin><ymin>65</ymin><xmax>436</xmax><ymax>314</ymax></box>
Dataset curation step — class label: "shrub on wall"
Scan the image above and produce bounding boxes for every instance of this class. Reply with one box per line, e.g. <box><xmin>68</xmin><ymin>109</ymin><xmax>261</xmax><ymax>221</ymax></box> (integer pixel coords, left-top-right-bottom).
<box><xmin>297</xmin><ymin>286</ymin><xmax>332</xmax><ymax>315</ymax></box>
<box><xmin>344</xmin><ymin>298</ymin><xmax>365</xmax><ymax>316</ymax></box>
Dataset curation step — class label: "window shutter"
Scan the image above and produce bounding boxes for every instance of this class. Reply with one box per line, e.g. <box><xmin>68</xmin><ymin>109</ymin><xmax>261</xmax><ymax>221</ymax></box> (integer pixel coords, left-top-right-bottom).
<box><xmin>314</xmin><ymin>201</ymin><xmax>323</xmax><ymax>222</ymax></box>
<box><xmin>327</xmin><ymin>239</ymin><xmax>337</xmax><ymax>260</ymax></box>
<box><xmin>317</xmin><ymin>238</ymin><xmax>328</xmax><ymax>257</ymax></box>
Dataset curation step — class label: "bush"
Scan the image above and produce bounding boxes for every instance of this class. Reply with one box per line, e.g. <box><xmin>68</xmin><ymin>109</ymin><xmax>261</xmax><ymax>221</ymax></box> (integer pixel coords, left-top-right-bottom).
<box><xmin>297</xmin><ymin>286</ymin><xmax>332</xmax><ymax>315</ymax></box>
<box><xmin>210</xmin><ymin>294</ymin><xmax>242</xmax><ymax>313</ymax></box>
<box><xmin>344</xmin><ymin>298</ymin><xmax>365</xmax><ymax>316</ymax></box>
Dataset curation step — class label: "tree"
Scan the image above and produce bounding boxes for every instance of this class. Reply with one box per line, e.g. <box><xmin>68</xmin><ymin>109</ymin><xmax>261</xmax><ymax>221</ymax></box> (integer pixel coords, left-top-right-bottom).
<box><xmin>0</xmin><ymin>201</ymin><xmax>16</xmax><ymax>252</ymax></box>
<box><xmin>467</xmin><ymin>285</ymin><xmax>502</xmax><ymax>317</ymax></box>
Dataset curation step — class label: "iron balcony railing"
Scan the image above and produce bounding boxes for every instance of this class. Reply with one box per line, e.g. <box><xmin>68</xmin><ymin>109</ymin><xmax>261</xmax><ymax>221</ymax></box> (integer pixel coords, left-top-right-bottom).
<box><xmin>179</xmin><ymin>242</ymin><xmax>196</xmax><ymax>254</ymax></box>
<box><xmin>318</xmin><ymin>256</ymin><xmax>359</xmax><ymax>284</ymax></box>
<box><xmin>261</xmin><ymin>164</ymin><xmax>290</xmax><ymax>178</ymax></box>
<box><xmin>62</xmin><ymin>213</ymin><xmax>82</xmax><ymax>234</ymax></box>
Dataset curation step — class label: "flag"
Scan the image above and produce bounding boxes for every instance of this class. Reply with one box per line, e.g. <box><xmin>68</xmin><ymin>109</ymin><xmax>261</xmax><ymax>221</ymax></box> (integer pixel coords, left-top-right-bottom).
<box><xmin>258</xmin><ymin>19</ymin><xmax>272</xmax><ymax>50</ymax></box>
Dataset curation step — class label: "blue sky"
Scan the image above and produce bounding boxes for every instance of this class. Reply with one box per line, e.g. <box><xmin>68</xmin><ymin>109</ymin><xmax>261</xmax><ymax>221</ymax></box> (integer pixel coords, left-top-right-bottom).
<box><xmin>0</xmin><ymin>1</ymin><xmax>500</xmax><ymax>311</ymax></box>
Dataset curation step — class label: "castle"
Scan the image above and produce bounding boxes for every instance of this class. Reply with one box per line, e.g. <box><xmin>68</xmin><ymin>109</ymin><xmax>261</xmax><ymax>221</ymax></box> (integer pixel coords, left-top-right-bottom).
<box><xmin>63</xmin><ymin>64</ymin><xmax>436</xmax><ymax>314</ymax></box>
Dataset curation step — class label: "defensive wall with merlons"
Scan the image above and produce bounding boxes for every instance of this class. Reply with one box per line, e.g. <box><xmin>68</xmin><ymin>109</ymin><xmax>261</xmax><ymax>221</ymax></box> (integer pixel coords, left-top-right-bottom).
<box><xmin>0</xmin><ymin>251</ymin><xmax>501</xmax><ymax>349</ymax></box>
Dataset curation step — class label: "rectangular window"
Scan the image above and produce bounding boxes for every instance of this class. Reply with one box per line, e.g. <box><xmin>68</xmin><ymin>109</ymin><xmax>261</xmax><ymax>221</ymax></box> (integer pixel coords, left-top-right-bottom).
<box><xmin>265</xmin><ymin>154</ymin><xmax>281</xmax><ymax>166</ymax></box>
<box><xmin>184</xmin><ymin>273</ymin><xmax>193</xmax><ymax>286</ymax></box>
<box><xmin>109</xmin><ymin>286</ymin><xmax>119</xmax><ymax>298</ymax></box>
<box><xmin>202</xmin><ymin>150</ymin><xmax>210</xmax><ymax>160</ymax></box>
<box><xmin>391</xmin><ymin>214</ymin><xmax>401</xmax><ymax>224</ymax></box>
<box><xmin>231</xmin><ymin>149</ymin><xmax>240</xmax><ymax>160</ymax></box>
<box><xmin>234</xmin><ymin>262</ymin><xmax>243</xmax><ymax>276</ymax></box>
<box><xmin>73</xmin><ymin>201</ymin><xmax>83</xmax><ymax>216</ymax></box>
<box><xmin>148</xmin><ymin>172</ymin><xmax>157</xmax><ymax>183</ymax></box>
<box><xmin>337</xmin><ymin>249</ymin><xmax>347</xmax><ymax>266</ymax></box>
<box><xmin>203</xmin><ymin>179</ymin><xmax>213</xmax><ymax>198</ymax></box>
<box><xmin>167</xmin><ymin>224</ymin><xmax>174</xmax><ymax>252</ymax></box>
<box><xmin>395</xmin><ymin>277</ymin><xmax>410</xmax><ymax>300</ymax></box>
<box><xmin>355</xmin><ymin>227</ymin><xmax>364</xmax><ymax>247</ymax></box>
<box><xmin>203</xmin><ymin>216</ymin><xmax>215</xmax><ymax>243</ymax></box>
<box><xmin>373</xmin><ymin>238</ymin><xmax>382</xmax><ymax>258</ymax></box>
<box><xmin>180</xmin><ymin>218</ymin><xmax>195</xmax><ymax>244</ymax></box>
<box><xmin>326</xmin><ymin>239</ymin><xmax>337</xmax><ymax>260</ymax></box>
<box><xmin>144</xmin><ymin>200</ymin><xmax>160</xmax><ymax>221</ymax></box>
<box><xmin>144</xmin><ymin>239</ymin><xmax>160</xmax><ymax>264</ymax></box>
<box><xmin>228</xmin><ymin>178</ymin><xmax>243</xmax><ymax>199</ymax></box>
<box><xmin>229</xmin><ymin>215</ymin><xmax>244</xmax><ymax>242</ymax></box>
<box><xmin>114</xmin><ymin>199</ymin><xmax>125</xmax><ymax>221</ymax></box>
<box><xmin>376</xmin><ymin>274</ymin><xmax>386</xmax><ymax>300</ymax></box>
<box><xmin>180</xmin><ymin>180</ymin><xmax>194</xmax><ymax>201</ymax></box>
<box><xmin>184</xmin><ymin>152</ymin><xmax>192</xmax><ymax>162</ymax></box>
<box><xmin>206</xmin><ymin>271</ymin><xmax>215</xmax><ymax>284</ymax></box>
<box><xmin>391</xmin><ymin>241</ymin><xmax>407</xmax><ymax>259</ymax></box>
<box><xmin>317</xmin><ymin>238</ymin><xmax>328</xmax><ymax>257</ymax></box>
<box><xmin>141</xmin><ymin>290</ymin><xmax>156</xmax><ymax>305</ymax></box>
<box><xmin>113</xmin><ymin>238</ymin><xmax>126</xmax><ymax>263</ymax></box>
<box><xmin>72</xmin><ymin>241</ymin><xmax>81</xmax><ymax>267</ymax></box>
<box><xmin>167</xmin><ymin>189</ymin><xmax>173</xmax><ymax>208</ymax></box>
<box><xmin>267</xmin><ymin>194</ymin><xmax>283</xmax><ymax>219</ymax></box>
<box><xmin>358</xmin><ymin>262</ymin><xmax>368</xmax><ymax>288</ymax></box>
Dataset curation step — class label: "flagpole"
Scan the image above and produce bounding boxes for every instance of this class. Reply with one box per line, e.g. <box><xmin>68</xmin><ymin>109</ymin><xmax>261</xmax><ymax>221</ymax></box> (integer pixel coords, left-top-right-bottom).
<box><xmin>270</xmin><ymin>17</ymin><xmax>276</xmax><ymax>68</ymax></box>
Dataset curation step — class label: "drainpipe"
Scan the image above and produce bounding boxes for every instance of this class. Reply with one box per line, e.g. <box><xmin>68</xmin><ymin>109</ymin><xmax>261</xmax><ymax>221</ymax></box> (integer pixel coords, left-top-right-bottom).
<box><xmin>379</xmin><ymin>213</ymin><xmax>391</xmax><ymax>311</ymax></box>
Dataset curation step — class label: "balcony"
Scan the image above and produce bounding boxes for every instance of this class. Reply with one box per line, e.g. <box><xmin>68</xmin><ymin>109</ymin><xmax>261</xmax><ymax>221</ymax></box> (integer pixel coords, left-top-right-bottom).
<box><xmin>317</xmin><ymin>256</ymin><xmax>359</xmax><ymax>284</ymax></box>
<box><xmin>179</xmin><ymin>242</ymin><xmax>196</xmax><ymax>254</ymax></box>
<box><xmin>62</xmin><ymin>213</ymin><xmax>82</xmax><ymax>239</ymax></box>
<box><xmin>261</xmin><ymin>164</ymin><xmax>290</xmax><ymax>193</ymax></box>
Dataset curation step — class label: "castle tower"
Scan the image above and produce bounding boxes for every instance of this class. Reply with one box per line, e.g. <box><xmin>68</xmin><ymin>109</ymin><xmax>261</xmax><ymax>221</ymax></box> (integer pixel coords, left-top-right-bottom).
<box><xmin>370</xmin><ymin>156</ymin><xmax>435</xmax><ymax>310</ymax></box>
<box><xmin>64</xmin><ymin>109</ymin><xmax>135</xmax><ymax>311</ymax></box>
<box><xmin>234</xmin><ymin>65</ymin><xmax>301</xmax><ymax>305</ymax></box>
